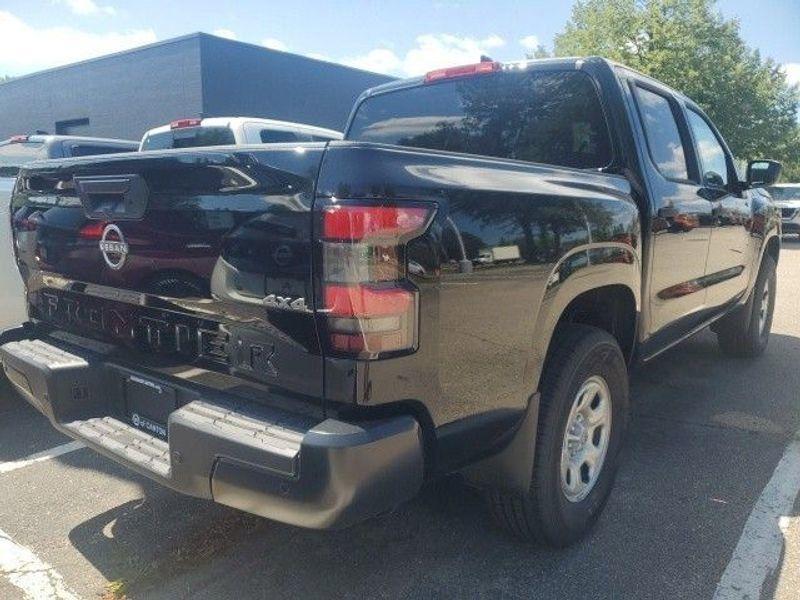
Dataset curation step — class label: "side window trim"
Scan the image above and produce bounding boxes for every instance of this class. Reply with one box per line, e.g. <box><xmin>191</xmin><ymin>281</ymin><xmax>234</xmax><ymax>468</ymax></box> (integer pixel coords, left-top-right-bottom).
<box><xmin>685</xmin><ymin>106</ymin><xmax>734</xmax><ymax>191</ymax></box>
<box><xmin>630</xmin><ymin>80</ymin><xmax>700</xmax><ymax>185</ymax></box>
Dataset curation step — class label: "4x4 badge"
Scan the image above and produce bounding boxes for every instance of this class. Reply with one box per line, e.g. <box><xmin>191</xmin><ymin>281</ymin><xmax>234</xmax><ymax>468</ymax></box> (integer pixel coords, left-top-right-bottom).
<box><xmin>99</xmin><ymin>224</ymin><xmax>129</xmax><ymax>270</ymax></box>
<box><xmin>263</xmin><ymin>294</ymin><xmax>309</xmax><ymax>312</ymax></box>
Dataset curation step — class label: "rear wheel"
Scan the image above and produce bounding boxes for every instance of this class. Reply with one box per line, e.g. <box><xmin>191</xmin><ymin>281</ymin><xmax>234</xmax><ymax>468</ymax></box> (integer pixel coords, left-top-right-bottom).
<box><xmin>716</xmin><ymin>254</ymin><xmax>776</xmax><ymax>357</ymax></box>
<box><xmin>487</xmin><ymin>324</ymin><xmax>629</xmax><ymax>547</ymax></box>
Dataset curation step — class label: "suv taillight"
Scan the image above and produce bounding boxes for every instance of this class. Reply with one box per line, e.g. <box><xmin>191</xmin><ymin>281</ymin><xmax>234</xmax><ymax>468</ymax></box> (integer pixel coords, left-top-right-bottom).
<box><xmin>316</xmin><ymin>201</ymin><xmax>435</xmax><ymax>359</ymax></box>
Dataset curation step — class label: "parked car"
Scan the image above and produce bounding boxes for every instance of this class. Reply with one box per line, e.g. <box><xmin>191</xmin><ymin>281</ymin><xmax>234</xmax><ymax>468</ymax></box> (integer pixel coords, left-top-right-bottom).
<box><xmin>766</xmin><ymin>183</ymin><xmax>800</xmax><ymax>237</ymax></box>
<box><xmin>139</xmin><ymin>117</ymin><xmax>342</xmax><ymax>151</ymax></box>
<box><xmin>1</xmin><ymin>57</ymin><xmax>781</xmax><ymax>547</ymax></box>
<box><xmin>0</xmin><ymin>134</ymin><xmax>138</xmax><ymax>333</ymax></box>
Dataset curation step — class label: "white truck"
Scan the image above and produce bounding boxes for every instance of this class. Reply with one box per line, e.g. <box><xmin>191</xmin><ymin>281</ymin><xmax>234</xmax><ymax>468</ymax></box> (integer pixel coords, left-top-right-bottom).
<box><xmin>476</xmin><ymin>245</ymin><xmax>522</xmax><ymax>264</ymax></box>
<box><xmin>139</xmin><ymin>117</ymin><xmax>342</xmax><ymax>151</ymax></box>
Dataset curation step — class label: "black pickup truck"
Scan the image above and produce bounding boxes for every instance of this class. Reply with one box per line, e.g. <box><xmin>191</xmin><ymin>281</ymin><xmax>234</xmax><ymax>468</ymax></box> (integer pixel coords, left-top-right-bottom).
<box><xmin>1</xmin><ymin>57</ymin><xmax>782</xmax><ymax>547</ymax></box>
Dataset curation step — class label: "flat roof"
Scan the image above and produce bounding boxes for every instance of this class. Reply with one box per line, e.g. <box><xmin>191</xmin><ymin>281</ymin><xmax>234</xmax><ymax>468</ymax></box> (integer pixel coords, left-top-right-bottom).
<box><xmin>0</xmin><ymin>32</ymin><xmax>393</xmax><ymax>88</ymax></box>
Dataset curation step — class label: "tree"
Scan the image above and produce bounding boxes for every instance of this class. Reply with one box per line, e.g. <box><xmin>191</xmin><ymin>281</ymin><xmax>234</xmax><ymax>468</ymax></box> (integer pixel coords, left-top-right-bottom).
<box><xmin>553</xmin><ymin>0</ymin><xmax>800</xmax><ymax>181</ymax></box>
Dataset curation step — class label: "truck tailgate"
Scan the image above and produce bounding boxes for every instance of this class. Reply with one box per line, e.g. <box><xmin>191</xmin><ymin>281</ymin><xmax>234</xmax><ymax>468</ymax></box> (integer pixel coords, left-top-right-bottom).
<box><xmin>10</xmin><ymin>146</ymin><xmax>326</xmax><ymax>403</ymax></box>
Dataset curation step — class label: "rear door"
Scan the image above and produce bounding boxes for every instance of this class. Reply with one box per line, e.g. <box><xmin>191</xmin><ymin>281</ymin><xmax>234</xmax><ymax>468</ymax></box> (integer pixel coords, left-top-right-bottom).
<box><xmin>628</xmin><ymin>79</ymin><xmax>713</xmax><ymax>344</ymax></box>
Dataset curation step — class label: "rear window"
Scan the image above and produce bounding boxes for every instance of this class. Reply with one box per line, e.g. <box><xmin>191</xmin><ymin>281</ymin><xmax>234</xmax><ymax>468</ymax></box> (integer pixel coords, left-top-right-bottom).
<box><xmin>0</xmin><ymin>141</ymin><xmax>47</xmax><ymax>177</ymax></box>
<box><xmin>141</xmin><ymin>127</ymin><xmax>236</xmax><ymax>151</ymax></box>
<box><xmin>66</xmin><ymin>144</ymin><xmax>135</xmax><ymax>157</ymax></box>
<box><xmin>347</xmin><ymin>70</ymin><xmax>612</xmax><ymax>170</ymax></box>
<box><xmin>259</xmin><ymin>129</ymin><xmax>311</xmax><ymax>143</ymax></box>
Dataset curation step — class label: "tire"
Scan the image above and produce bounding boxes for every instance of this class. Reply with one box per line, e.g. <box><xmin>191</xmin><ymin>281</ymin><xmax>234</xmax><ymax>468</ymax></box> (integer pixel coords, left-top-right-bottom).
<box><xmin>487</xmin><ymin>324</ymin><xmax>629</xmax><ymax>547</ymax></box>
<box><xmin>716</xmin><ymin>254</ymin><xmax>776</xmax><ymax>357</ymax></box>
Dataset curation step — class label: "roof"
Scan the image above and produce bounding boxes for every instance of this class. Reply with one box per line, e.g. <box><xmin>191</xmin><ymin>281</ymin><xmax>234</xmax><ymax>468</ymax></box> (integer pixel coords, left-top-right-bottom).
<box><xmin>0</xmin><ymin>32</ymin><xmax>394</xmax><ymax>89</ymax></box>
<box><xmin>1</xmin><ymin>135</ymin><xmax>138</xmax><ymax>145</ymax></box>
<box><xmin>355</xmin><ymin>56</ymin><xmax>614</xmax><ymax>100</ymax></box>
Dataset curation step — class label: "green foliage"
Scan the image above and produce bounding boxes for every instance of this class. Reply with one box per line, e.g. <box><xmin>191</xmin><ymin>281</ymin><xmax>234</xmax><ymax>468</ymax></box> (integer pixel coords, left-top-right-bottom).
<box><xmin>553</xmin><ymin>0</ymin><xmax>800</xmax><ymax>181</ymax></box>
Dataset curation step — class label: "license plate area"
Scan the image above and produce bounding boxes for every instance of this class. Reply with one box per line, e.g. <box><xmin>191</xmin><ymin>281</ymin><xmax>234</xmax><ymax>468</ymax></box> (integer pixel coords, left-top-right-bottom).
<box><xmin>125</xmin><ymin>375</ymin><xmax>176</xmax><ymax>439</ymax></box>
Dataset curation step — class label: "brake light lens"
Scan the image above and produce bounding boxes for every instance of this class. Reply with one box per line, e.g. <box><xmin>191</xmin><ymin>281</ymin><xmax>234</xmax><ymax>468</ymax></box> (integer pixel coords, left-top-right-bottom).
<box><xmin>323</xmin><ymin>205</ymin><xmax>430</xmax><ymax>241</ymax></box>
<box><xmin>78</xmin><ymin>220</ymin><xmax>106</xmax><ymax>239</ymax></box>
<box><xmin>170</xmin><ymin>118</ymin><xmax>202</xmax><ymax>129</ymax></box>
<box><xmin>9</xmin><ymin>135</ymin><xmax>29</xmax><ymax>143</ymax></box>
<box><xmin>424</xmin><ymin>61</ymin><xmax>501</xmax><ymax>83</ymax></box>
<box><xmin>317</xmin><ymin>201</ymin><xmax>434</xmax><ymax>359</ymax></box>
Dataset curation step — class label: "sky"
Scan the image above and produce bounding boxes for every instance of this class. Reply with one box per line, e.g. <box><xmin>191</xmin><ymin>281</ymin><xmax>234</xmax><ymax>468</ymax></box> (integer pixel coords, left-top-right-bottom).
<box><xmin>0</xmin><ymin>0</ymin><xmax>798</xmax><ymax>85</ymax></box>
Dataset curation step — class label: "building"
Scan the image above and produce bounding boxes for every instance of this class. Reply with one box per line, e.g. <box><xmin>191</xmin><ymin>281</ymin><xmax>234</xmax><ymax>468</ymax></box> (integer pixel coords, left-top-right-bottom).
<box><xmin>0</xmin><ymin>33</ymin><xmax>393</xmax><ymax>142</ymax></box>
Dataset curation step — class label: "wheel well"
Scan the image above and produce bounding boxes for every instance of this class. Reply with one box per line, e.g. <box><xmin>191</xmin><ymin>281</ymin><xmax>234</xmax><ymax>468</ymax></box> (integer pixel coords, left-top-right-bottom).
<box><xmin>765</xmin><ymin>236</ymin><xmax>779</xmax><ymax>265</ymax></box>
<box><xmin>555</xmin><ymin>285</ymin><xmax>637</xmax><ymax>361</ymax></box>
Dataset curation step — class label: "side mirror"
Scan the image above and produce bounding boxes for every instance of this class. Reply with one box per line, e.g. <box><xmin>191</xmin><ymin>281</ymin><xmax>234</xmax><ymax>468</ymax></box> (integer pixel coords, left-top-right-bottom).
<box><xmin>746</xmin><ymin>159</ymin><xmax>782</xmax><ymax>188</ymax></box>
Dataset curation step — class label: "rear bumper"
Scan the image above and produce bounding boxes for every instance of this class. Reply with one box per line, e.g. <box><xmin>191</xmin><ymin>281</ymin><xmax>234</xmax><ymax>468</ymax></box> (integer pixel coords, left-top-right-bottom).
<box><xmin>0</xmin><ymin>327</ymin><xmax>424</xmax><ymax>529</ymax></box>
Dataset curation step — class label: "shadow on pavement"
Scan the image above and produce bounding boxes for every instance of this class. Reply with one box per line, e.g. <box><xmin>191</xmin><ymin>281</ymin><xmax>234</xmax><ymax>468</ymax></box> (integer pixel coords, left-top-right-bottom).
<box><xmin>0</xmin><ymin>376</ymin><xmax>75</xmax><ymax>462</ymax></box>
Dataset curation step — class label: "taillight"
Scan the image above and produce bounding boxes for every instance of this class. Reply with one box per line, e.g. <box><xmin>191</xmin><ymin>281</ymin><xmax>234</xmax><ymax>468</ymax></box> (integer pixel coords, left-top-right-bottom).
<box><xmin>14</xmin><ymin>215</ymin><xmax>39</xmax><ymax>232</ymax></box>
<box><xmin>170</xmin><ymin>118</ymin><xmax>202</xmax><ymax>129</ymax></box>
<box><xmin>317</xmin><ymin>201</ymin><xmax>435</xmax><ymax>359</ymax></box>
<box><xmin>78</xmin><ymin>220</ymin><xmax>106</xmax><ymax>239</ymax></box>
<box><xmin>9</xmin><ymin>135</ymin><xmax>29</xmax><ymax>143</ymax></box>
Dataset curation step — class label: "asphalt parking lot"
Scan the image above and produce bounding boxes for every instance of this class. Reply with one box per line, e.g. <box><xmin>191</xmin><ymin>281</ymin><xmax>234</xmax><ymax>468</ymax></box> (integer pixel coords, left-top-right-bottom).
<box><xmin>1</xmin><ymin>244</ymin><xmax>800</xmax><ymax>600</ymax></box>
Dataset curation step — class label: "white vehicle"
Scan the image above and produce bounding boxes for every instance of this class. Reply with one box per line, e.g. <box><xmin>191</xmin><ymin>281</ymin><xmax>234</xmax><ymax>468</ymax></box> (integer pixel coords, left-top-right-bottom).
<box><xmin>767</xmin><ymin>183</ymin><xmax>800</xmax><ymax>237</ymax></box>
<box><xmin>139</xmin><ymin>117</ymin><xmax>343</xmax><ymax>151</ymax></box>
<box><xmin>476</xmin><ymin>245</ymin><xmax>522</xmax><ymax>264</ymax></box>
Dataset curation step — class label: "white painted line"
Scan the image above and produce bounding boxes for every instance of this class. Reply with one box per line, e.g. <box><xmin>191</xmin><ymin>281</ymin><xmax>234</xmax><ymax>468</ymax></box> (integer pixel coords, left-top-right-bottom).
<box><xmin>0</xmin><ymin>527</ymin><xmax>81</xmax><ymax>599</ymax></box>
<box><xmin>0</xmin><ymin>441</ymin><xmax>85</xmax><ymax>475</ymax></box>
<box><xmin>713</xmin><ymin>432</ymin><xmax>800</xmax><ymax>600</ymax></box>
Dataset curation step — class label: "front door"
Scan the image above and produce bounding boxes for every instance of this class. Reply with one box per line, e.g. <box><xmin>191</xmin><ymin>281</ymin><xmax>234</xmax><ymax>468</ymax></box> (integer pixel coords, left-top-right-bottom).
<box><xmin>685</xmin><ymin>107</ymin><xmax>753</xmax><ymax>310</ymax></box>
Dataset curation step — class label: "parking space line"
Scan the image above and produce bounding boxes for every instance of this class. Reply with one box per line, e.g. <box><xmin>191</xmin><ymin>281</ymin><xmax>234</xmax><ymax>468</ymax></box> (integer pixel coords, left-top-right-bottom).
<box><xmin>713</xmin><ymin>430</ymin><xmax>800</xmax><ymax>599</ymax></box>
<box><xmin>0</xmin><ymin>527</ymin><xmax>81</xmax><ymax>599</ymax></box>
<box><xmin>0</xmin><ymin>441</ymin><xmax>85</xmax><ymax>475</ymax></box>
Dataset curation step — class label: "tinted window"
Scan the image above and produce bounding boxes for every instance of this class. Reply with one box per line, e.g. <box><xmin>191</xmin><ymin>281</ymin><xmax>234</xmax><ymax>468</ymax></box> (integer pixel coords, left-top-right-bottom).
<box><xmin>635</xmin><ymin>86</ymin><xmax>689</xmax><ymax>180</ymax></box>
<box><xmin>311</xmin><ymin>134</ymin><xmax>338</xmax><ymax>142</ymax></box>
<box><xmin>260</xmin><ymin>129</ymin><xmax>311</xmax><ymax>143</ymax></box>
<box><xmin>767</xmin><ymin>187</ymin><xmax>800</xmax><ymax>201</ymax></box>
<box><xmin>348</xmin><ymin>70</ymin><xmax>613</xmax><ymax>169</ymax></box>
<box><xmin>67</xmin><ymin>144</ymin><xmax>135</xmax><ymax>157</ymax></box>
<box><xmin>687</xmin><ymin>109</ymin><xmax>728</xmax><ymax>188</ymax></box>
<box><xmin>141</xmin><ymin>127</ymin><xmax>236</xmax><ymax>151</ymax></box>
<box><xmin>0</xmin><ymin>141</ymin><xmax>47</xmax><ymax>176</ymax></box>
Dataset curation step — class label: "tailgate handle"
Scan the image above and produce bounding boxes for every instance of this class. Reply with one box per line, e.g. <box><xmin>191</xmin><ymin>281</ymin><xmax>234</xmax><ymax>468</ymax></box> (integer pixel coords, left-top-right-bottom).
<box><xmin>74</xmin><ymin>174</ymin><xmax>149</xmax><ymax>221</ymax></box>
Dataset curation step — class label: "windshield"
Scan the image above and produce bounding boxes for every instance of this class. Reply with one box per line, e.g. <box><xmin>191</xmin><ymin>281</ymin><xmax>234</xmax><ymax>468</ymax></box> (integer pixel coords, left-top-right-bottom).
<box><xmin>141</xmin><ymin>126</ymin><xmax>236</xmax><ymax>151</ymax></box>
<box><xmin>347</xmin><ymin>70</ymin><xmax>613</xmax><ymax>170</ymax></box>
<box><xmin>767</xmin><ymin>186</ymin><xmax>800</xmax><ymax>202</ymax></box>
<box><xmin>0</xmin><ymin>141</ymin><xmax>47</xmax><ymax>177</ymax></box>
